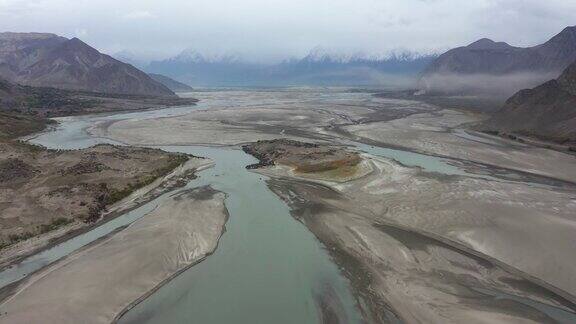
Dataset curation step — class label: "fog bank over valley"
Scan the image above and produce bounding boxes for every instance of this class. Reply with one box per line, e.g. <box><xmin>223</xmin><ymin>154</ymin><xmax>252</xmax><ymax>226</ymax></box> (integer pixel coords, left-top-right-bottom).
<box><xmin>419</xmin><ymin>71</ymin><xmax>562</xmax><ymax>98</ymax></box>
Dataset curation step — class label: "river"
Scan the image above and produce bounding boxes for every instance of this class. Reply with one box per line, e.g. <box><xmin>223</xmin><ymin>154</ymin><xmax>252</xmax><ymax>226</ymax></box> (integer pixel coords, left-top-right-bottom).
<box><xmin>2</xmin><ymin>88</ymin><xmax>573</xmax><ymax>323</ymax></box>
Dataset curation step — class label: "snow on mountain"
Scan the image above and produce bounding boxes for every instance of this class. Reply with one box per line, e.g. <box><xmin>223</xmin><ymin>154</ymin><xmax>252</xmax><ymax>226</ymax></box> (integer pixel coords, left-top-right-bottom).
<box><xmin>145</xmin><ymin>47</ymin><xmax>437</xmax><ymax>86</ymax></box>
<box><xmin>170</xmin><ymin>49</ymin><xmax>242</xmax><ymax>64</ymax></box>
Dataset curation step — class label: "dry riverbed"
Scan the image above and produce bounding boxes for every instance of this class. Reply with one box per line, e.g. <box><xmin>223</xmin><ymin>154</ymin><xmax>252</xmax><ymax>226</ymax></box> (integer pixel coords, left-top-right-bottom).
<box><xmin>88</xmin><ymin>90</ymin><xmax>436</xmax><ymax>146</ymax></box>
<box><xmin>0</xmin><ymin>185</ymin><xmax>228</xmax><ymax>323</ymax></box>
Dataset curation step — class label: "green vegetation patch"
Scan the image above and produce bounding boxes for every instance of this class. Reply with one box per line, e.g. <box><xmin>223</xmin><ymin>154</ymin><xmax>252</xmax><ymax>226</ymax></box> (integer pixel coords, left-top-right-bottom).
<box><xmin>0</xmin><ymin>217</ymin><xmax>74</xmax><ymax>250</ymax></box>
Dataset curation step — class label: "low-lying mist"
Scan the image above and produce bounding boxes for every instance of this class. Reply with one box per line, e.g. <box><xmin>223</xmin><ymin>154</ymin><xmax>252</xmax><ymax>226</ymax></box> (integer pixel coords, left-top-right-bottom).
<box><xmin>419</xmin><ymin>71</ymin><xmax>562</xmax><ymax>99</ymax></box>
<box><xmin>282</xmin><ymin>67</ymin><xmax>420</xmax><ymax>89</ymax></box>
<box><xmin>159</xmin><ymin>64</ymin><xmax>422</xmax><ymax>88</ymax></box>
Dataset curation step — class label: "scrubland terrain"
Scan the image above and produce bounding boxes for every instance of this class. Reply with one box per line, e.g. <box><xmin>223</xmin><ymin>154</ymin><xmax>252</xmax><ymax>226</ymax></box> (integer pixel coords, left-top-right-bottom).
<box><xmin>0</xmin><ymin>141</ymin><xmax>190</xmax><ymax>247</ymax></box>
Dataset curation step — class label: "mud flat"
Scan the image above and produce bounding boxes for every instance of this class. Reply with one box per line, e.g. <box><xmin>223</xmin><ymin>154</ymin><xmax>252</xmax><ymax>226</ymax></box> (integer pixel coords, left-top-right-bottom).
<box><xmin>0</xmin><ymin>186</ymin><xmax>228</xmax><ymax>324</ymax></box>
<box><xmin>244</xmin><ymin>139</ymin><xmax>576</xmax><ymax>323</ymax></box>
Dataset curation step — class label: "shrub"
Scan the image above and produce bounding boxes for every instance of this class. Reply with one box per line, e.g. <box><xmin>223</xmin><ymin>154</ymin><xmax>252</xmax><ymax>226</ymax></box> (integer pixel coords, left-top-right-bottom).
<box><xmin>38</xmin><ymin>217</ymin><xmax>73</xmax><ymax>234</ymax></box>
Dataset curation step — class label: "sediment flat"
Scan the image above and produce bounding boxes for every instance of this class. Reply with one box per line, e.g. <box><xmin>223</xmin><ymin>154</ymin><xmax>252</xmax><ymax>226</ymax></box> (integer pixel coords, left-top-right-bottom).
<box><xmin>0</xmin><ymin>185</ymin><xmax>228</xmax><ymax>324</ymax></box>
<box><xmin>88</xmin><ymin>90</ymin><xmax>390</xmax><ymax>146</ymax></box>
<box><xmin>343</xmin><ymin>109</ymin><xmax>576</xmax><ymax>182</ymax></box>
<box><xmin>238</xmin><ymin>135</ymin><xmax>576</xmax><ymax>323</ymax></box>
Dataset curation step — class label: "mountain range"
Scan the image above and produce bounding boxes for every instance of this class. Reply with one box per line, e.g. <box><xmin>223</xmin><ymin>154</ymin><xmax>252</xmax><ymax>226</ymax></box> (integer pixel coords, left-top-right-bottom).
<box><xmin>420</xmin><ymin>26</ymin><xmax>576</xmax><ymax>96</ymax></box>
<box><xmin>0</xmin><ymin>33</ymin><xmax>175</xmax><ymax>97</ymax></box>
<box><xmin>145</xmin><ymin>49</ymin><xmax>437</xmax><ymax>87</ymax></box>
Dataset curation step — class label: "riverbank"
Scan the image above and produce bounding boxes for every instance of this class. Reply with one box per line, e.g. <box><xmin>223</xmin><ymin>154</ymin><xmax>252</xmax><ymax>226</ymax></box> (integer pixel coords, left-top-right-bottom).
<box><xmin>0</xmin><ymin>140</ymin><xmax>188</xmax><ymax>246</ymax></box>
<box><xmin>0</xmin><ymin>87</ymin><xmax>198</xmax><ymax>145</ymax></box>
<box><xmin>1</xmin><ymin>83</ymin><xmax>198</xmax><ymax>118</ymax></box>
<box><xmin>0</xmin><ymin>155</ymin><xmax>213</xmax><ymax>271</ymax></box>
<box><xmin>374</xmin><ymin>90</ymin><xmax>576</xmax><ymax>156</ymax></box>
<box><xmin>0</xmin><ymin>185</ymin><xmax>229</xmax><ymax>323</ymax></box>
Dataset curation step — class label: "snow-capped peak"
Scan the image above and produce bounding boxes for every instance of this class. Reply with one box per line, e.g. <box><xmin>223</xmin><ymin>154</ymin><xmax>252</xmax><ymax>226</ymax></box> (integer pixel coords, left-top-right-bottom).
<box><xmin>173</xmin><ymin>49</ymin><xmax>206</xmax><ymax>63</ymax></box>
<box><xmin>299</xmin><ymin>47</ymin><xmax>436</xmax><ymax>64</ymax></box>
<box><xmin>302</xmin><ymin>46</ymin><xmax>352</xmax><ymax>63</ymax></box>
<box><xmin>171</xmin><ymin>49</ymin><xmax>243</xmax><ymax>64</ymax></box>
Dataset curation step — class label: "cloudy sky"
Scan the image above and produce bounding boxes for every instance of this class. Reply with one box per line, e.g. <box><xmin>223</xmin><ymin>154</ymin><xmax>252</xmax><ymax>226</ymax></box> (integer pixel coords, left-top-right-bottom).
<box><xmin>0</xmin><ymin>0</ymin><xmax>575</xmax><ymax>62</ymax></box>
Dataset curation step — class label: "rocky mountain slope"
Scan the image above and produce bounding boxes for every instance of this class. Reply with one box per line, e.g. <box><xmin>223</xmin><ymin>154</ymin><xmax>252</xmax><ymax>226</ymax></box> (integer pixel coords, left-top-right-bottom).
<box><xmin>0</xmin><ymin>78</ymin><xmax>25</xmax><ymax>107</ymax></box>
<box><xmin>0</xmin><ymin>33</ymin><xmax>175</xmax><ymax>97</ymax></box>
<box><xmin>420</xmin><ymin>26</ymin><xmax>576</xmax><ymax>96</ymax></box>
<box><xmin>149</xmin><ymin>73</ymin><xmax>193</xmax><ymax>92</ymax></box>
<box><xmin>483</xmin><ymin>59</ymin><xmax>576</xmax><ymax>143</ymax></box>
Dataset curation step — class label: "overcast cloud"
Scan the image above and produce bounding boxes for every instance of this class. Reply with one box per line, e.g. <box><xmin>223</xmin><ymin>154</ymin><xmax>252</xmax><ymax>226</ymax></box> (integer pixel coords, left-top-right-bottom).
<box><xmin>0</xmin><ymin>0</ymin><xmax>575</xmax><ymax>62</ymax></box>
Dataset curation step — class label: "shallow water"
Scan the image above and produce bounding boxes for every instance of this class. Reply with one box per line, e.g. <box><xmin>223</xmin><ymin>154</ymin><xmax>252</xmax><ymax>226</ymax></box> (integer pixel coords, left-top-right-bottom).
<box><xmin>351</xmin><ymin>141</ymin><xmax>467</xmax><ymax>176</ymax></box>
<box><xmin>119</xmin><ymin>146</ymin><xmax>364</xmax><ymax>324</ymax></box>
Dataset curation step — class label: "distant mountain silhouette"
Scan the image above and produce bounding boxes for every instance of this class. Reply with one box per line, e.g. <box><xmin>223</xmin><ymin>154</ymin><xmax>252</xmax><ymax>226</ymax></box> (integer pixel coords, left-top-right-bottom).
<box><xmin>0</xmin><ymin>32</ymin><xmax>175</xmax><ymax>97</ymax></box>
<box><xmin>146</xmin><ymin>49</ymin><xmax>437</xmax><ymax>87</ymax></box>
<box><xmin>483</xmin><ymin>59</ymin><xmax>576</xmax><ymax>143</ymax></box>
<box><xmin>149</xmin><ymin>74</ymin><xmax>193</xmax><ymax>92</ymax></box>
<box><xmin>420</xmin><ymin>26</ymin><xmax>576</xmax><ymax>96</ymax></box>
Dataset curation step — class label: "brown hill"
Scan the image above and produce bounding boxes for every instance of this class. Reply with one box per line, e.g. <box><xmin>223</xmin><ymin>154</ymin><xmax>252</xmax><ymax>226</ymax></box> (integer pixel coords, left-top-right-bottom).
<box><xmin>0</xmin><ymin>33</ymin><xmax>175</xmax><ymax>97</ymax></box>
